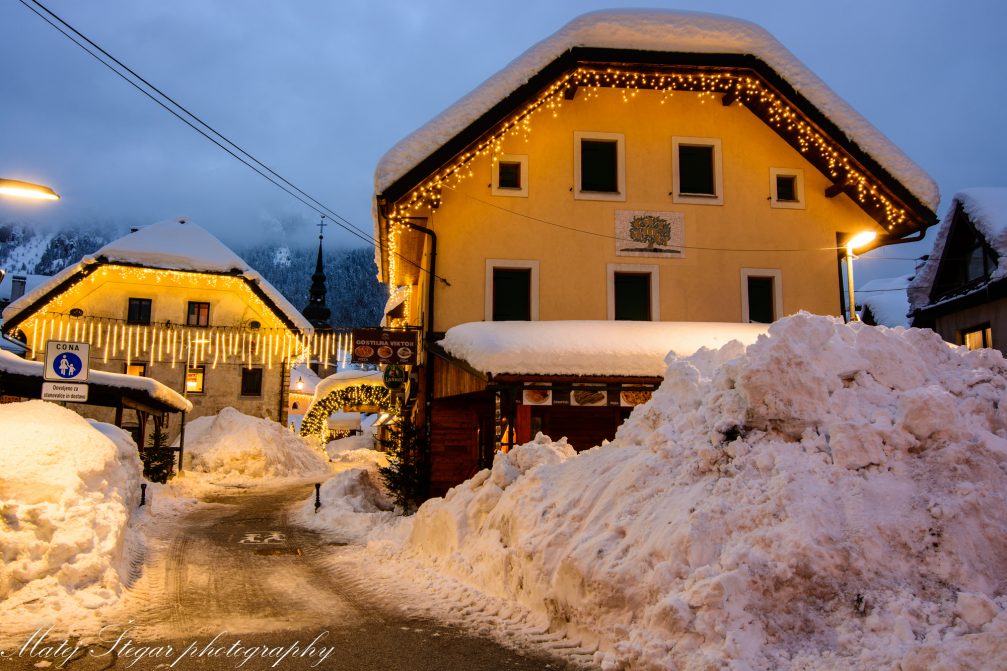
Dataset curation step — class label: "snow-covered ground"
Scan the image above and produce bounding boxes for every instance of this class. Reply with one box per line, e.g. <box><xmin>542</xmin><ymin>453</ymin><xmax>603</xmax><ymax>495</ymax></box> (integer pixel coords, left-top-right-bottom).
<box><xmin>315</xmin><ymin>313</ymin><xmax>1007</xmax><ymax>670</ymax></box>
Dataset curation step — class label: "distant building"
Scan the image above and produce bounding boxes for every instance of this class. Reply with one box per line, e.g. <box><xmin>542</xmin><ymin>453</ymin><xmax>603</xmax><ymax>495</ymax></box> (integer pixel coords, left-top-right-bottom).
<box><xmin>372</xmin><ymin>10</ymin><xmax>939</xmax><ymax>496</ymax></box>
<box><xmin>910</xmin><ymin>188</ymin><xmax>1007</xmax><ymax>352</ymax></box>
<box><xmin>1</xmin><ymin>217</ymin><xmax>313</xmax><ymax>441</ymax></box>
<box><xmin>858</xmin><ymin>274</ymin><xmax>912</xmax><ymax>327</ymax></box>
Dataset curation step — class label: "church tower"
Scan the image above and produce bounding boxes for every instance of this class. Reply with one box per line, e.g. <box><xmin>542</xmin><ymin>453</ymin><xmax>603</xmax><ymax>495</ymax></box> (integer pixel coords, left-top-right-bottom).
<box><xmin>301</xmin><ymin>216</ymin><xmax>332</xmax><ymax>329</ymax></box>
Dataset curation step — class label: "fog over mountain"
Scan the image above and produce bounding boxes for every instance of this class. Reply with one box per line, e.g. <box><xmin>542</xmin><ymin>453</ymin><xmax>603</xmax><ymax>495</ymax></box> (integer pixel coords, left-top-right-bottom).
<box><xmin>0</xmin><ymin>221</ymin><xmax>386</xmax><ymax>327</ymax></box>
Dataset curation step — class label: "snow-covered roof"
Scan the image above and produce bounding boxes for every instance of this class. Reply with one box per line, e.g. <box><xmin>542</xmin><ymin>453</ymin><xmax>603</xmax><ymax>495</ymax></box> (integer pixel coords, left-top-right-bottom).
<box><xmin>0</xmin><ymin>273</ymin><xmax>49</xmax><ymax>302</ymax></box>
<box><xmin>858</xmin><ymin>274</ymin><xmax>911</xmax><ymax>328</ymax></box>
<box><xmin>313</xmin><ymin>369</ymin><xmax>385</xmax><ymax>401</ymax></box>
<box><xmin>439</xmin><ymin>320</ymin><xmax>769</xmax><ymax>377</ymax></box>
<box><xmin>2</xmin><ymin>217</ymin><xmax>312</xmax><ymax>332</ymax></box>
<box><xmin>0</xmin><ymin>349</ymin><xmax>191</xmax><ymax>412</ymax></box>
<box><xmin>289</xmin><ymin>363</ymin><xmax>322</xmax><ymax>394</ymax></box>
<box><xmin>908</xmin><ymin>188</ymin><xmax>1007</xmax><ymax>311</ymax></box>
<box><xmin>375</xmin><ymin>9</ymin><xmax>938</xmax><ymax>211</ymax></box>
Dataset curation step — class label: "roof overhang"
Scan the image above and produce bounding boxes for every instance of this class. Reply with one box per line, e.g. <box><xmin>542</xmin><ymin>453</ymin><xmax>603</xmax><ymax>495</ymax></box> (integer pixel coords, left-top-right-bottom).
<box><xmin>2</xmin><ymin>260</ymin><xmax>308</xmax><ymax>335</ymax></box>
<box><xmin>376</xmin><ymin>48</ymin><xmax>938</xmax><ymax>274</ymax></box>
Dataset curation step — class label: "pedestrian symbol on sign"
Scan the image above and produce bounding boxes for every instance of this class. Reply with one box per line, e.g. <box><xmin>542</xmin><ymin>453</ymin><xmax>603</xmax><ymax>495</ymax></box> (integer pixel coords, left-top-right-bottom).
<box><xmin>54</xmin><ymin>353</ymin><xmax>82</xmax><ymax>379</ymax></box>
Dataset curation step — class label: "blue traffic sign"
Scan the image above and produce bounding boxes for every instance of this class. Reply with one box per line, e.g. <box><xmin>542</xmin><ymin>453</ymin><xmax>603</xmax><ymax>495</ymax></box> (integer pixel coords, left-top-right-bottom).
<box><xmin>53</xmin><ymin>352</ymin><xmax>83</xmax><ymax>379</ymax></box>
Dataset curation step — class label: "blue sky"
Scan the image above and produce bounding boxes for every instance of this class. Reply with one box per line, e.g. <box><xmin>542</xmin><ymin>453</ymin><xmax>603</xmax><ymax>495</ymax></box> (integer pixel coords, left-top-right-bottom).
<box><xmin>1</xmin><ymin>0</ymin><xmax>1004</xmax><ymax>283</ymax></box>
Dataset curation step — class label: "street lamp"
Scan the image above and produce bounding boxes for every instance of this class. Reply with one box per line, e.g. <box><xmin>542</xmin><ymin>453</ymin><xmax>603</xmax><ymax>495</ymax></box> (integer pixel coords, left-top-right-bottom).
<box><xmin>0</xmin><ymin>178</ymin><xmax>60</xmax><ymax>201</ymax></box>
<box><xmin>0</xmin><ymin>178</ymin><xmax>60</xmax><ymax>285</ymax></box>
<box><xmin>845</xmin><ymin>231</ymin><xmax>877</xmax><ymax>322</ymax></box>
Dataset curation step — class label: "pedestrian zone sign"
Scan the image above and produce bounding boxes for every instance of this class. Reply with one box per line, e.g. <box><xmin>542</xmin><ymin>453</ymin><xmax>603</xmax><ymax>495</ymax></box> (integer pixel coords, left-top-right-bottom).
<box><xmin>44</xmin><ymin>341</ymin><xmax>90</xmax><ymax>382</ymax></box>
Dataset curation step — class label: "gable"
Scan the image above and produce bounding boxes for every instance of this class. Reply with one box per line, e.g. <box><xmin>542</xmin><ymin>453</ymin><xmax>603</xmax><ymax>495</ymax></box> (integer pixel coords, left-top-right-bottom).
<box><xmin>930</xmin><ymin>204</ymin><xmax>999</xmax><ymax>302</ymax></box>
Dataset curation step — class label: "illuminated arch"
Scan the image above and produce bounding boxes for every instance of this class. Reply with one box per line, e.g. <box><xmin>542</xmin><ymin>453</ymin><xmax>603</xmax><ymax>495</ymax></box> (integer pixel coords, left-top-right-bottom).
<box><xmin>299</xmin><ymin>384</ymin><xmax>400</xmax><ymax>443</ymax></box>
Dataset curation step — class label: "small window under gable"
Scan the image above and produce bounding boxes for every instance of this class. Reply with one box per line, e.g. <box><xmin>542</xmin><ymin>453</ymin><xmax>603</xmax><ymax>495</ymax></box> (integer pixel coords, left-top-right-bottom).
<box><xmin>930</xmin><ymin>204</ymin><xmax>999</xmax><ymax>301</ymax></box>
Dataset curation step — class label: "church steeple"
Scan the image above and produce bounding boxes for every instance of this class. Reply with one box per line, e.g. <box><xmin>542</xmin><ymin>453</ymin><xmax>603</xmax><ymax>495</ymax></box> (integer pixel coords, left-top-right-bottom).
<box><xmin>301</xmin><ymin>216</ymin><xmax>332</xmax><ymax>329</ymax></box>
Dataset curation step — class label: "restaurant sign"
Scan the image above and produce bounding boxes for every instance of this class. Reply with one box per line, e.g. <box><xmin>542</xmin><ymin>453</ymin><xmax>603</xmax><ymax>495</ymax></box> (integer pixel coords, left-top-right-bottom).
<box><xmin>351</xmin><ymin>329</ymin><xmax>418</xmax><ymax>365</ymax></box>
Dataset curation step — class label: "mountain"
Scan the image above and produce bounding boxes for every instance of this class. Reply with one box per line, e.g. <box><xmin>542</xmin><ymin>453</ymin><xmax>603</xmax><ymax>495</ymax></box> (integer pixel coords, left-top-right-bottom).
<box><xmin>0</xmin><ymin>222</ymin><xmax>387</xmax><ymax>327</ymax></box>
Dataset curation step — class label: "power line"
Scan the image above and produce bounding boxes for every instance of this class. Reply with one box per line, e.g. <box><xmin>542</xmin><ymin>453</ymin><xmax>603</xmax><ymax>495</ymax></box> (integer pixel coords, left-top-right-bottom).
<box><xmin>19</xmin><ymin>0</ymin><xmax>448</xmax><ymax>284</ymax></box>
<box><xmin>453</xmin><ymin>185</ymin><xmax>932</xmax><ymax>257</ymax></box>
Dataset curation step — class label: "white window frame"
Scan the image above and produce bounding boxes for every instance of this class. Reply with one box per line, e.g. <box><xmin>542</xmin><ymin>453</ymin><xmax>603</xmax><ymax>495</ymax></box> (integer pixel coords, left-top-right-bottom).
<box><xmin>574</xmin><ymin>131</ymin><xmax>626</xmax><ymax>202</ymax></box>
<box><xmin>491</xmin><ymin>154</ymin><xmax>529</xmax><ymax>198</ymax></box>
<box><xmin>607</xmin><ymin>263</ymin><xmax>660</xmax><ymax>321</ymax></box>
<box><xmin>485</xmin><ymin>259</ymin><xmax>540</xmax><ymax>321</ymax></box>
<box><xmin>740</xmin><ymin>268</ymin><xmax>783</xmax><ymax>323</ymax></box>
<box><xmin>769</xmin><ymin>167</ymin><xmax>806</xmax><ymax>209</ymax></box>
<box><xmin>672</xmin><ymin>136</ymin><xmax>724</xmax><ymax>205</ymax></box>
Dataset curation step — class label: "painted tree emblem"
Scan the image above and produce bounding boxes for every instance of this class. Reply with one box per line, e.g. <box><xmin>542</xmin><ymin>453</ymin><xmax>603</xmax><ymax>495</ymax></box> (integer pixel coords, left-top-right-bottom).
<box><xmin>629</xmin><ymin>215</ymin><xmax>671</xmax><ymax>248</ymax></box>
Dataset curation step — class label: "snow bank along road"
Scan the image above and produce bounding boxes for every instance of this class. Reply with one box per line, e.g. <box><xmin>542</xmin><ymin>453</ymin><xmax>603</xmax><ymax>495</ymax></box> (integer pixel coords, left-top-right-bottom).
<box><xmin>0</xmin><ymin>486</ymin><xmax>574</xmax><ymax>671</ymax></box>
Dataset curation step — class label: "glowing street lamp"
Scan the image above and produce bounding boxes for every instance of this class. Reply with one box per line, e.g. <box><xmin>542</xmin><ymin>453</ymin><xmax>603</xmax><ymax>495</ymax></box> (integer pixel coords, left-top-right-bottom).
<box><xmin>0</xmin><ymin>178</ymin><xmax>60</xmax><ymax>285</ymax></box>
<box><xmin>0</xmin><ymin>178</ymin><xmax>60</xmax><ymax>201</ymax></box>
<box><xmin>845</xmin><ymin>231</ymin><xmax>877</xmax><ymax>322</ymax></box>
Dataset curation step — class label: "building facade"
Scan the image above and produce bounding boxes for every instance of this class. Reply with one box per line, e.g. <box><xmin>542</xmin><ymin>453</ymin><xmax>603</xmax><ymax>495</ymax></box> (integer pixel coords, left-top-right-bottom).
<box><xmin>1</xmin><ymin>218</ymin><xmax>313</xmax><ymax>442</ymax></box>
<box><xmin>372</xmin><ymin>11</ymin><xmax>939</xmax><ymax>495</ymax></box>
<box><xmin>910</xmin><ymin>188</ymin><xmax>1007</xmax><ymax>354</ymax></box>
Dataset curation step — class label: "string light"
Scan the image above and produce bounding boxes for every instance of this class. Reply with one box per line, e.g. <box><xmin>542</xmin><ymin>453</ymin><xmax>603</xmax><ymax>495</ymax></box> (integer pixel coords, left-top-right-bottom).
<box><xmin>299</xmin><ymin>384</ymin><xmax>400</xmax><ymax>444</ymax></box>
<box><xmin>384</xmin><ymin>65</ymin><xmax>917</xmax><ymax>285</ymax></box>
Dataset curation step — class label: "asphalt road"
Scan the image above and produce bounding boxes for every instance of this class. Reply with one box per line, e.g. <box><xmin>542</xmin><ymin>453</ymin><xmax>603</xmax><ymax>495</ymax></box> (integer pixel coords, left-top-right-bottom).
<box><xmin>0</xmin><ymin>488</ymin><xmax>581</xmax><ymax>671</ymax></box>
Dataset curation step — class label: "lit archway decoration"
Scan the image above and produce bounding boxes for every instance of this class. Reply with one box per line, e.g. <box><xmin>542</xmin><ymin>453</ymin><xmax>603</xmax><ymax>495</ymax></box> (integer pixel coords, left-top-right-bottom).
<box><xmin>299</xmin><ymin>384</ymin><xmax>400</xmax><ymax>443</ymax></box>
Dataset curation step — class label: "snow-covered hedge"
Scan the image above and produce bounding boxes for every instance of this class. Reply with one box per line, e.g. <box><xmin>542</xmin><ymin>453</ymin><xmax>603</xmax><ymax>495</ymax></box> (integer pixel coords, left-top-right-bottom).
<box><xmin>0</xmin><ymin>401</ymin><xmax>142</xmax><ymax>624</ymax></box>
<box><xmin>401</xmin><ymin>314</ymin><xmax>1007</xmax><ymax>670</ymax></box>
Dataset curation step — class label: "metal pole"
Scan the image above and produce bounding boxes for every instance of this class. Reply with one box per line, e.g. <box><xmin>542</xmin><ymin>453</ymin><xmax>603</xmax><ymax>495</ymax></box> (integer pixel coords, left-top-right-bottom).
<box><xmin>314</xmin><ymin>483</ymin><xmax>321</xmax><ymax>513</ymax></box>
<box><xmin>139</xmin><ymin>483</ymin><xmax>147</xmax><ymax>507</ymax></box>
<box><xmin>846</xmin><ymin>248</ymin><xmax>859</xmax><ymax>322</ymax></box>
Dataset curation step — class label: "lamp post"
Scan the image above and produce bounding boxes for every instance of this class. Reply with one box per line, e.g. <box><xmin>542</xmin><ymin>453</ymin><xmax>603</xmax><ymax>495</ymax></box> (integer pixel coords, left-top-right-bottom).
<box><xmin>0</xmin><ymin>178</ymin><xmax>60</xmax><ymax>285</ymax></box>
<box><xmin>845</xmin><ymin>231</ymin><xmax>877</xmax><ymax>322</ymax></box>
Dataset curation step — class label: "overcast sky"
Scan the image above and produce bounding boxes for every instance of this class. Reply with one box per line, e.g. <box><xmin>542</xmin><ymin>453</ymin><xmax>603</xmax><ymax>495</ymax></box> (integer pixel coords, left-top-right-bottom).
<box><xmin>0</xmin><ymin>0</ymin><xmax>1004</xmax><ymax>282</ymax></box>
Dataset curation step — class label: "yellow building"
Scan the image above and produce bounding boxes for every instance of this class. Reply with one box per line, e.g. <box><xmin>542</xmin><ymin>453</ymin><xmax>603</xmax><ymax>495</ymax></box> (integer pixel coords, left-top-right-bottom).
<box><xmin>374</xmin><ymin>10</ymin><xmax>938</xmax><ymax>495</ymax></box>
<box><xmin>1</xmin><ymin>217</ymin><xmax>314</xmax><ymax>443</ymax></box>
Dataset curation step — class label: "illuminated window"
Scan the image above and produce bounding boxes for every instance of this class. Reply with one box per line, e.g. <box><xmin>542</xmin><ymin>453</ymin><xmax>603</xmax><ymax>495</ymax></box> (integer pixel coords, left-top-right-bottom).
<box><xmin>125</xmin><ymin>363</ymin><xmax>147</xmax><ymax>377</ymax></box>
<box><xmin>241</xmin><ymin>368</ymin><xmax>263</xmax><ymax>396</ymax></box>
<box><xmin>770</xmin><ymin>168</ymin><xmax>805</xmax><ymax>209</ymax></box>
<box><xmin>741</xmin><ymin>268</ymin><xmax>783</xmax><ymax>323</ymax></box>
<box><xmin>185</xmin><ymin>366</ymin><xmax>205</xmax><ymax>394</ymax></box>
<box><xmin>673</xmin><ymin>136</ymin><xmax>723</xmax><ymax>205</ymax></box>
<box><xmin>127</xmin><ymin>298</ymin><xmax>152</xmax><ymax>324</ymax></box>
<box><xmin>485</xmin><ymin>259</ymin><xmax>539</xmax><ymax>321</ymax></box>
<box><xmin>491</xmin><ymin>154</ymin><xmax>528</xmax><ymax>197</ymax></box>
<box><xmin>187</xmin><ymin>301</ymin><xmax>210</xmax><ymax>327</ymax></box>
<box><xmin>574</xmin><ymin>131</ymin><xmax>625</xmax><ymax>201</ymax></box>
<box><xmin>607</xmin><ymin>264</ymin><xmax>660</xmax><ymax>321</ymax></box>
<box><xmin>962</xmin><ymin>325</ymin><xmax>992</xmax><ymax>351</ymax></box>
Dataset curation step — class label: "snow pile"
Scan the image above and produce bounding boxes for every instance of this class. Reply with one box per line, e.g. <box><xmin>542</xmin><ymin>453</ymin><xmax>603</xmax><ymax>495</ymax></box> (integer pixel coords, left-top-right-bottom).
<box><xmin>439</xmin><ymin>320</ymin><xmax>768</xmax><ymax>376</ymax></box>
<box><xmin>294</xmin><ymin>441</ymin><xmax>395</xmax><ymax>542</ymax></box>
<box><xmin>182</xmin><ymin>407</ymin><xmax>329</xmax><ymax>479</ymax></box>
<box><xmin>0</xmin><ymin>401</ymin><xmax>142</xmax><ymax>622</ymax></box>
<box><xmin>399</xmin><ymin>313</ymin><xmax>1007</xmax><ymax>670</ymax></box>
<box><xmin>909</xmin><ymin>187</ymin><xmax>1007</xmax><ymax>311</ymax></box>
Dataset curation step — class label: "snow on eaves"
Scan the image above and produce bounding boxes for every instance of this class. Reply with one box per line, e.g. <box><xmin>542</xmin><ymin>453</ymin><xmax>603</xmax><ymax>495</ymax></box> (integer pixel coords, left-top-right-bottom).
<box><xmin>858</xmin><ymin>274</ymin><xmax>911</xmax><ymax>328</ymax></box>
<box><xmin>1</xmin><ymin>218</ymin><xmax>313</xmax><ymax>333</ymax></box>
<box><xmin>439</xmin><ymin>320</ymin><xmax>769</xmax><ymax>377</ymax></box>
<box><xmin>313</xmin><ymin>369</ymin><xmax>385</xmax><ymax>402</ymax></box>
<box><xmin>908</xmin><ymin>188</ymin><xmax>1007</xmax><ymax>312</ymax></box>
<box><xmin>374</xmin><ymin>9</ymin><xmax>938</xmax><ymax>210</ymax></box>
<box><xmin>0</xmin><ymin>349</ymin><xmax>191</xmax><ymax>412</ymax></box>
